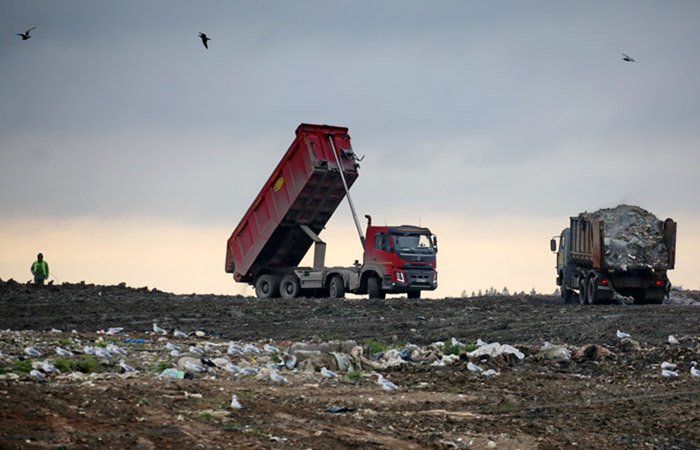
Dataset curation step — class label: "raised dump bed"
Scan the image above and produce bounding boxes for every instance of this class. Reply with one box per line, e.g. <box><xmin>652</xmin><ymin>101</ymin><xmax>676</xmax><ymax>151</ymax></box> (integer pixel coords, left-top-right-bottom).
<box><xmin>225</xmin><ymin>124</ymin><xmax>360</xmax><ymax>283</ymax></box>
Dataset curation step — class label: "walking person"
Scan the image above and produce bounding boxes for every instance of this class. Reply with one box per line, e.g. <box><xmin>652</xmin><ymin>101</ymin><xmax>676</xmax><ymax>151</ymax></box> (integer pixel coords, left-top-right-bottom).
<box><xmin>31</xmin><ymin>253</ymin><xmax>49</xmax><ymax>285</ymax></box>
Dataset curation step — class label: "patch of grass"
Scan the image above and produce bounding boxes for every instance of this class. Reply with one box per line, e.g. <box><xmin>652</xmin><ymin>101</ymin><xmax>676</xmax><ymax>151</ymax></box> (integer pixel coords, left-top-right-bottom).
<box><xmin>13</xmin><ymin>360</ymin><xmax>32</xmax><ymax>373</ymax></box>
<box><xmin>138</xmin><ymin>398</ymin><xmax>150</xmax><ymax>407</ymax></box>
<box><xmin>363</xmin><ymin>338</ymin><xmax>387</xmax><ymax>354</ymax></box>
<box><xmin>198</xmin><ymin>411</ymin><xmax>214</xmax><ymax>422</ymax></box>
<box><xmin>58</xmin><ymin>338</ymin><xmax>72</xmax><ymax>346</ymax></box>
<box><xmin>464</xmin><ymin>342</ymin><xmax>477</xmax><ymax>352</ymax></box>
<box><xmin>53</xmin><ymin>357</ymin><xmax>73</xmax><ymax>373</ymax></box>
<box><xmin>442</xmin><ymin>342</ymin><xmax>462</xmax><ymax>356</ymax></box>
<box><xmin>223</xmin><ymin>421</ymin><xmax>242</xmax><ymax>432</ymax></box>
<box><xmin>153</xmin><ymin>361</ymin><xmax>170</xmax><ymax>373</ymax></box>
<box><xmin>347</xmin><ymin>370</ymin><xmax>362</xmax><ymax>382</ymax></box>
<box><xmin>94</xmin><ymin>341</ymin><xmax>107</xmax><ymax>348</ymax></box>
<box><xmin>75</xmin><ymin>354</ymin><xmax>101</xmax><ymax>373</ymax></box>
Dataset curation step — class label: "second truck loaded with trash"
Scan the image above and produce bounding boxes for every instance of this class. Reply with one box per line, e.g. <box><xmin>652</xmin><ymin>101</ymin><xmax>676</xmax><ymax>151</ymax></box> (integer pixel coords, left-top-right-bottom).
<box><xmin>551</xmin><ymin>205</ymin><xmax>677</xmax><ymax>304</ymax></box>
<box><xmin>225</xmin><ymin>124</ymin><xmax>438</xmax><ymax>299</ymax></box>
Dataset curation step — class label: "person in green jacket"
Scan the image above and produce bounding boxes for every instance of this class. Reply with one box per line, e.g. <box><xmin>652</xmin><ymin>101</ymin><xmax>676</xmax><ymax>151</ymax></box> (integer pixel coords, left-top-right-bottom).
<box><xmin>31</xmin><ymin>253</ymin><xmax>49</xmax><ymax>285</ymax></box>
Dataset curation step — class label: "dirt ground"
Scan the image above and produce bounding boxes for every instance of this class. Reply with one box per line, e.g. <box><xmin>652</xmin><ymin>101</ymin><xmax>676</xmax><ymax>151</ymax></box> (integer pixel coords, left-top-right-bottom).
<box><xmin>1</xmin><ymin>279</ymin><xmax>699</xmax><ymax>449</ymax></box>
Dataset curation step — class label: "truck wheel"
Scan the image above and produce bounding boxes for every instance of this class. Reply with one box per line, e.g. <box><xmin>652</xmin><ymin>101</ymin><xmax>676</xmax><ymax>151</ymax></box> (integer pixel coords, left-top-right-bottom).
<box><xmin>587</xmin><ymin>277</ymin><xmax>598</xmax><ymax>305</ymax></box>
<box><xmin>407</xmin><ymin>290</ymin><xmax>421</xmax><ymax>299</ymax></box>
<box><xmin>255</xmin><ymin>275</ymin><xmax>280</xmax><ymax>299</ymax></box>
<box><xmin>367</xmin><ymin>277</ymin><xmax>385</xmax><ymax>299</ymax></box>
<box><xmin>562</xmin><ymin>288</ymin><xmax>574</xmax><ymax>303</ymax></box>
<box><xmin>578</xmin><ymin>279</ymin><xmax>588</xmax><ymax>305</ymax></box>
<box><xmin>280</xmin><ymin>274</ymin><xmax>301</xmax><ymax>300</ymax></box>
<box><xmin>329</xmin><ymin>275</ymin><xmax>345</xmax><ymax>299</ymax></box>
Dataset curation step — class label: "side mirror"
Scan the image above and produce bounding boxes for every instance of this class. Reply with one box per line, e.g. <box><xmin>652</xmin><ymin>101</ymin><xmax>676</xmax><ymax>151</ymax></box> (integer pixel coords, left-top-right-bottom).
<box><xmin>432</xmin><ymin>235</ymin><xmax>438</xmax><ymax>254</ymax></box>
<box><xmin>550</xmin><ymin>238</ymin><xmax>557</xmax><ymax>252</ymax></box>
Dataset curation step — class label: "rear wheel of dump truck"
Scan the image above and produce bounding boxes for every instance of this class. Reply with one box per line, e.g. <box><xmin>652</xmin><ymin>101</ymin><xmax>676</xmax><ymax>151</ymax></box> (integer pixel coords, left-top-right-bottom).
<box><xmin>367</xmin><ymin>277</ymin><xmax>385</xmax><ymax>299</ymax></box>
<box><xmin>255</xmin><ymin>275</ymin><xmax>280</xmax><ymax>299</ymax></box>
<box><xmin>578</xmin><ymin>279</ymin><xmax>588</xmax><ymax>305</ymax></box>
<box><xmin>280</xmin><ymin>274</ymin><xmax>301</xmax><ymax>299</ymax></box>
<box><xmin>407</xmin><ymin>290</ymin><xmax>421</xmax><ymax>299</ymax></box>
<box><xmin>587</xmin><ymin>277</ymin><xmax>598</xmax><ymax>305</ymax></box>
<box><xmin>329</xmin><ymin>275</ymin><xmax>345</xmax><ymax>299</ymax></box>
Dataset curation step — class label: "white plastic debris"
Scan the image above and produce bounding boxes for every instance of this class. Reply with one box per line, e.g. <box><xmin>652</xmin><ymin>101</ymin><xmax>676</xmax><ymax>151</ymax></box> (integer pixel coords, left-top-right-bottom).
<box><xmin>467</xmin><ymin>342</ymin><xmax>524</xmax><ymax>360</ymax></box>
<box><xmin>269</xmin><ymin>369</ymin><xmax>288</xmax><ymax>383</ymax></box>
<box><xmin>263</xmin><ymin>343</ymin><xmax>280</xmax><ymax>353</ymax></box>
<box><xmin>467</xmin><ymin>362</ymin><xmax>483</xmax><ymax>373</ymax></box>
<box><xmin>55</xmin><ymin>346</ymin><xmax>73</xmax><ymax>357</ymax></box>
<box><xmin>29</xmin><ymin>369</ymin><xmax>46</xmax><ymax>381</ymax></box>
<box><xmin>661</xmin><ymin>369</ymin><xmax>679</xmax><ymax>378</ymax></box>
<box><xmin>660</xmin><ymin>361</ymin><xmax>677</xmax><ymax>370</ymax></box>
<box><xmin>24</xmin><ymin>346</ymin><xmax>42</xmax><ymax>357</ymax></box>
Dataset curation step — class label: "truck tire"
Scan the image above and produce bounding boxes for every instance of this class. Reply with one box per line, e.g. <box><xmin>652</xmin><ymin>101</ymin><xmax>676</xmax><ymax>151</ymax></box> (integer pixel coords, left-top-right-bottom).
<box><xmin>367</xmin><ymin>277</ymin><xmax>385</xmax><ymax>299</ymax></box>
<box><xmin>255</xmin><ymin>275</ymin><xmax>280</xmax><ymax>299</ymax></box>
<box><xmin>578</xmin><ymin>279</ymin><xmax>588</xmax><ymax>305</ymax></box>
<box><xmin>407</xmin><ymin>290</ymin><xmax>421</xmax><ymax>299</ymax></box>
<box><xmin>587</xmin><ymin>277</ymin><xmax>598</xmax><ymax>305</ymax></box>
<box><xmin>329</xmin><ymin>275</ymin><xmax>345</xmax><ymax>299</ymax></box>
<box><xmin>280</xmin><ymin>274</ymin><xmax>301</xmax><ymax>300</ymax></box>
<box><xmin>562</xmin><ymin>288</ymin><xmax>574</xmax><ymax>303</ymax></box>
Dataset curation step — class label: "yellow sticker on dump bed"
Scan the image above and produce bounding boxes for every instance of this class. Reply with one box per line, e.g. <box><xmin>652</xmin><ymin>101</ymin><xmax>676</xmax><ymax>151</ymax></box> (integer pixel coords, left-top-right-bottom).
<box><xmin>273</xmin><ymin>177</ymin><xmax>285</xmax><ymax>192</ymax></box>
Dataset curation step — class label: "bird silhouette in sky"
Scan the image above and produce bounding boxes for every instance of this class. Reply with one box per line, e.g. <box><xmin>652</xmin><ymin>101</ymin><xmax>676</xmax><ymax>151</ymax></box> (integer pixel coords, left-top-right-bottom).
<box><xmin>198</xmin><ymin>32</ymin><xmax>211</xmax><ymax>49</ymax></box>
<box><xmin>622</xmin><ymin>53</ymin><xmax>635</xmax><ymax>62</ymax></box>
<box><xmin>18</xmin><ymin>27</ymin><xmax>36</xmax><ymax>40</ymax></box>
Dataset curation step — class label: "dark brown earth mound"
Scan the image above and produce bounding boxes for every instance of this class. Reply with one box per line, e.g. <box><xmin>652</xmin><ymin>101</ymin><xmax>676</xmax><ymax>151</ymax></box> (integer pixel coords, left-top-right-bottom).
<box><xmin>0</xmin><ymin>280</ymin><xmax>698</xmax><ymax>449</ymax></box>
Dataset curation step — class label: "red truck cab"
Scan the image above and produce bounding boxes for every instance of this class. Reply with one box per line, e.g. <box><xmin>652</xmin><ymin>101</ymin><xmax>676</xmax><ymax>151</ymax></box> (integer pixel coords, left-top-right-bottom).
<box><xmin>362</xmin><ymin>222</ymin><xmax>438</xmax><ymax>299</ymax></box>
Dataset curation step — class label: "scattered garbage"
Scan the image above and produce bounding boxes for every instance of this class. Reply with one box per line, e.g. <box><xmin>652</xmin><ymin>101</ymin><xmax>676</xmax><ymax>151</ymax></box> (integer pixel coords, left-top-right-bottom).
<box><xmin>467</xmin><ymin>342</ymin><xmax>525</xmax><ymax>360</ymax></box>
<box><xmin>159</xmin><ymin>368</ymin><xmax>186</xmax><ymax>379</ymax></box>
<box><xmin>536</xmin><ymin>342</ymin><xmax>572</xmax><ymax>362</ymax></box>
<box><xmin>326</xmin><ymin>405</ymin><xmax>353</xmax><ymax>413</ymax></box>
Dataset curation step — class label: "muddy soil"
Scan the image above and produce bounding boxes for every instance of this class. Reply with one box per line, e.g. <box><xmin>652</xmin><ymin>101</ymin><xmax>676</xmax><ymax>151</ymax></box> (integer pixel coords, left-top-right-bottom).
<box><xmin>1</xmin><ymin>280</ymin><xmax>699</xmax><ymax>449</ymax></box>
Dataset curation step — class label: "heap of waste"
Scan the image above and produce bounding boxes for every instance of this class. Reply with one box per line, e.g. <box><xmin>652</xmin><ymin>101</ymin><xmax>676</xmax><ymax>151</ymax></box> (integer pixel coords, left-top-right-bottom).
<box><xmin>580</xmin><ymin>204</ymin><xmax>669</xmax><ymax>271</ymax></box>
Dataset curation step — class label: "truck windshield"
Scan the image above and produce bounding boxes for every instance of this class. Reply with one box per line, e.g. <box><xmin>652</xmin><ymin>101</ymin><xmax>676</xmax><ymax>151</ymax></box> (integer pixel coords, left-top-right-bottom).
<box><xmin>392</xmin><ymin>233</ymin><xmax>434</xmax><ymax>254</ymax></box>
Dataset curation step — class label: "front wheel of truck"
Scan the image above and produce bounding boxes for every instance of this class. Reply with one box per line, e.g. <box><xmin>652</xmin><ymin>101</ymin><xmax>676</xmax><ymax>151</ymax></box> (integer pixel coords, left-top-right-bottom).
<box><xmin>280</xmin><ymin>274</ymin><xmax>301</xmax><ymax>299</ymax></box>
<box><xmin>367</xmin><ymin>277</ymin><xmax>385</xmax><ymax>299</ymax></box>
<box><xmin>255</xmin><ymin>275</ymin><xmax>280</xmax><ymax>299</ymax></box>
<box><xmin>587</xmin><ymin>277</ymin><xmax>598</xmax><ymax>305</ymax></box>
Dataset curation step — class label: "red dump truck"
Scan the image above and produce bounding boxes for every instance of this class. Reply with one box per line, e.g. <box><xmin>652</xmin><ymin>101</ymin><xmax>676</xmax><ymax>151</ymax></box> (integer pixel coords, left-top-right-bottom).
<box><xmin>225</xmin><ymin>123</ymin><xmax>438</xmax><ymax>299</ymax></box>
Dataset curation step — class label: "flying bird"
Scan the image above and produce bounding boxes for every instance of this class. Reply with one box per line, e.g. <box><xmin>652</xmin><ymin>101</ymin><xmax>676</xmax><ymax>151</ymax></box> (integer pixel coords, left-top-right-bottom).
<box><xmin>616</xmin><ymin>330</ymin><xmax>630</xmax><ymax>340</ymax></box>
<box><xmin>198</xmin><ymin>32</ymin><xmax>211</xmax><ymax>49</ymax></box>
<box><xmin>18</xmin><ymin>27</ymin><xmax>36</xmax><ymax>40</ymax></box>
<box><xmin>622</xmin><ymin>53</ymin><xmax>635</xmax><ymax>62</ymax></box>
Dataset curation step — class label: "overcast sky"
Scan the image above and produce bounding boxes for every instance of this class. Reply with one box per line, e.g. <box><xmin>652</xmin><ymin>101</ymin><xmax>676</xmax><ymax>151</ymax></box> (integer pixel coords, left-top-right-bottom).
<box><xmin>2</xmin><ymin>1</ymin><xmax>699</xmax><ymax>295</ymax></box>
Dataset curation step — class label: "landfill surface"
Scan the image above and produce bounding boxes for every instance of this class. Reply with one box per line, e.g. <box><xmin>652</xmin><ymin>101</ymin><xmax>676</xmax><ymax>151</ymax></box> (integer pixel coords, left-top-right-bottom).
<box><xmin>581</xmin><ymin>204</ymin><xmax>670</xmax><ymax>271</ymax></box>
<box><xmin>1</xmin><ymin>280</ymin><xmax>699</xmax><ymax>449</ymax></box>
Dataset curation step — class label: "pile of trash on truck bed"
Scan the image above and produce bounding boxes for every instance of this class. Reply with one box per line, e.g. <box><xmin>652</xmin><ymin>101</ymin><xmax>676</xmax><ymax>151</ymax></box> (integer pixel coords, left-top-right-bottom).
<box><xmin>581</xmin><ymin>204</ymin><xmax>669</xmax><ymax>271</ymax></box>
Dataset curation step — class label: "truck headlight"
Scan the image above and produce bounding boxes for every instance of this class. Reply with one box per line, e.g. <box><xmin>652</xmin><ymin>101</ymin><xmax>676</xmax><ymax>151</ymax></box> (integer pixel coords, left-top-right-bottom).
<box><xmin>394</xmin><ymin>271</ymin><xmax>405</xmax><ymax>283</ymax></box>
